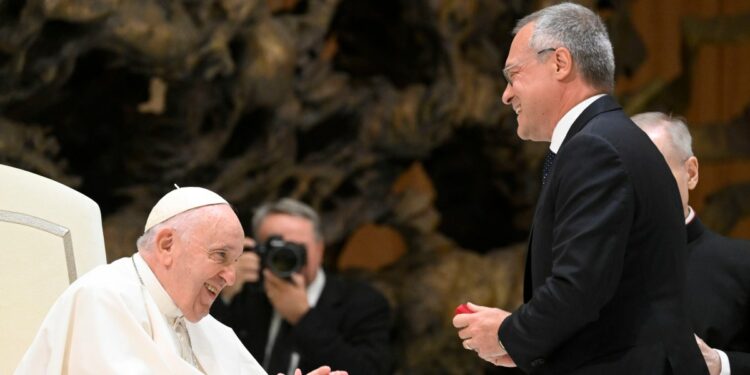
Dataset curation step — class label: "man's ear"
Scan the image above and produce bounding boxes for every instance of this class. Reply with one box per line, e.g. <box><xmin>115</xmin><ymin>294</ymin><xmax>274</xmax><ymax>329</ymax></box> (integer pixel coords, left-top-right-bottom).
<box><xmin>154</xmin><ymin>227</ymin><xmax>176</xmax><ymax>267</ymax></box>
<box><xmin>552</xmin><ymin>47</ymin><xmax>573</xmax><ymax>80</ymax></box>
<box><xmin>686</xmin><ymin>156</ymin><xmax>699</xmax><ymax>191</ymax></box>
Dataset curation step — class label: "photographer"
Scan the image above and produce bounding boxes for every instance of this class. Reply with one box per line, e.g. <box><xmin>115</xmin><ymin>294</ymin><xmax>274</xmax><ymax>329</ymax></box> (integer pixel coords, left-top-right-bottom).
<box><xmin>211</xmin><ymin>198</ymin><xmax>393</xmax><ymax>375</ymax></box>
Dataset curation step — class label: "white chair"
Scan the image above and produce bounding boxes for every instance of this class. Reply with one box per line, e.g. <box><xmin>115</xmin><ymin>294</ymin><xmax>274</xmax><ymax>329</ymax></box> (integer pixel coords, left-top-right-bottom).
<box><xmin>0</xmin><ymin>164</ymin><xmax>106</xmax><ymax>374</ymax></box>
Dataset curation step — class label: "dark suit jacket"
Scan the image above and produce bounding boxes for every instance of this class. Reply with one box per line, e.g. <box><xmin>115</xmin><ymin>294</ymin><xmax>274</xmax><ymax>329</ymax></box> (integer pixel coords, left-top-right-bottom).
<box><xmin>687</xmin><ymin>216</ymin><xmax>750</xmax><ymax>373</ymax></box>
<box><xmin>210</xmin><ymin>273</ymin><xmax>392</xmax><ymax>375</ymax></box>
<box><xmin>499</xmin><ymin>95</ymin><xmax>708</xmax><ymax>374</ymax></box>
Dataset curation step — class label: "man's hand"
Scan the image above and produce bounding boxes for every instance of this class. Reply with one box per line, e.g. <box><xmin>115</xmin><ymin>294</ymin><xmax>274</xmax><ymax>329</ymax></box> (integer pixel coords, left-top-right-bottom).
<box><xmin>287</xmin><ymin>366</ymin><xmax>348</xmax><ymax>375</ymax></box>
<box><xmin>220</xmin><ymin>238</ymin><xmax>260</xmax><ymax>302</ymax></box>
<box><xmin>452</xmin><ymin>302</ymin><xmax>516</xmax><ymax>367</ymax></box>
<box><xmin>483</xmin><ymin>353</ymin><xmax>516</xmax><ymax>367</ymax></box>
<box><xmin>264</xmin><ymin>270</ymin><xmax>310</xmax><ymax>324</ymax></box>
<box><xmin>695</xmin><ymin>334</ymin><xmax>722</xmax><ymax>375</ymax></box>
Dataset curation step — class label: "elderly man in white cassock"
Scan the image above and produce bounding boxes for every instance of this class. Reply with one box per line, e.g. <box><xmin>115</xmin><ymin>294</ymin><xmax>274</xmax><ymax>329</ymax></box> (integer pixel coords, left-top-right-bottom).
<box><xmin>15</xmin><ymin>187</ymin><xmax>347</xmax><ymax>375</ymax></box>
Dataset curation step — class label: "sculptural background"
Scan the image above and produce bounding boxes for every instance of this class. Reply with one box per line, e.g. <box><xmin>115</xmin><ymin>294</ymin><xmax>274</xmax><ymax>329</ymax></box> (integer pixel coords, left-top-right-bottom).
<box><xmin>1</xmin><ymin>0</ymin><xmax>749</xmax><ymax>373</ymax></box>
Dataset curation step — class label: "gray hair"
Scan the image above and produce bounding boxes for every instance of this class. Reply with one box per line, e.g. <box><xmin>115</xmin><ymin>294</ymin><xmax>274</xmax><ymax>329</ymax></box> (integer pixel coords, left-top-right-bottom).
<box><xmin>514</xmin><ymin>2</ymin><xmax>615</xmax><ymax>93</ymax></box>
<box><xmin>631</xmin><ymin>111</ymin><xmax>694</xmax><ymax>161</ymax></box>
<box><xmin>136</xmin><ymin>228</ymin><xmax>155</xmax><ymax>251</ymax></box>
<box><xmin>252</xmin><ymin>198</ymin><xmax>322</xmax><ymax>240</ymax></box>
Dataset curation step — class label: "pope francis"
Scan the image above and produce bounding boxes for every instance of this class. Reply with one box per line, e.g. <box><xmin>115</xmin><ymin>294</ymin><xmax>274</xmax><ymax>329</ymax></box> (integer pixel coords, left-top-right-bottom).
<box><xmin>15</xmin><ymin>187</ymin><xmax>346</xmax><ymax>375</ymax></box>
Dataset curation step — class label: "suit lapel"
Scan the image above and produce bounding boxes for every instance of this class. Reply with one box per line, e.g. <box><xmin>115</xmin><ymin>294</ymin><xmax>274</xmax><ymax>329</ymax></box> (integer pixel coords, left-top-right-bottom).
<box><xmin>523</xmin><ymin>228</ymin><xmax>534</xmax><ymax>302</ymax></box>
<box><xmin>532</xmin><ymin>95</ymin><xmax>619</xmax><ymax>212</ymax></box>
<box><xmin>686</xmin><ymin>216</ymin><xmax>706</xmax><ymax>244</ymax></box>
<box><xmin>315</xmin><ymin>277</ymin><xmax>340</xmax><ymax>309</ymax></box>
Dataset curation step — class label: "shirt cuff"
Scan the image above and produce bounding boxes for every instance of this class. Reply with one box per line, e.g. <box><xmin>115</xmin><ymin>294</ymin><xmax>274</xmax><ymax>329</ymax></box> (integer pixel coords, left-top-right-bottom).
<box><xmin>716</xmin><ymin>349</ymin><xmax>731</xmax><ymax>375</ymax></box>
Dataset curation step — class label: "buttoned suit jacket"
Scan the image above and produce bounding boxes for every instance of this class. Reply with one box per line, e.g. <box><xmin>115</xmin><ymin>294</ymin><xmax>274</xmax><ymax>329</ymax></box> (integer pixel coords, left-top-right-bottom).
<box><xmin>499</xmin><ymin>95</ymin><xmax>708</xmax><ymax>375</ymax></box>
<box><xmin>686</xmin><ymin>216</ymin><xmax>750</xmax><ymax>374</ymax></box>
<box><xmin>211</xmin><ymin>274</ymin><xmax>392</xmax><ymax>375</ymax></box>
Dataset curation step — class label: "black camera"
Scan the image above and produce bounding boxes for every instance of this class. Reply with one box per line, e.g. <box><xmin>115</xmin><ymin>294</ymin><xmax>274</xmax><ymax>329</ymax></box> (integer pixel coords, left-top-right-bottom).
<box><xmin>251</xmin><ymin>235</ymin><xmax>307</xmax><ymax>280</ymax></box>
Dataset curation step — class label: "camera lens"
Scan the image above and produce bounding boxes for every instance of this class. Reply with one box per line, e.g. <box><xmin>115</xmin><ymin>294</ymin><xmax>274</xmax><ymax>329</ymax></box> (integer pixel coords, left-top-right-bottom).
<box><xmin>256</xmin><ymin>235</ymin><xmax>307</xmax><ymax>280</ymax></box>
<box><xmin>268</xmin><ymin>247</ymin><xmax>301</xmax><ymax>276</ymax></box>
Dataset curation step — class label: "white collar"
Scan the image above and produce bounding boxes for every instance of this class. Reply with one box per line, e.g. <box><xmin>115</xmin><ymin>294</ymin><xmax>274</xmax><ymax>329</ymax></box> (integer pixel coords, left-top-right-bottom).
<box><xmin>306</xmin><ymin>268</ymin><xmax>326</xmax><ymax>307</ymax></box>
<box><xmin>685</xmin><ymin>205</ymin><xmax>695</xmax><ymax>224</ymax></box>
<box><xmin>549</xmin><ymin>94</ymin><xmax>606</xmax><ymax>153</ymax></box>
<box><xmin>133</xmin><ymin>253</ymin><xmax>183</xmax><ymax>320</ymax></box>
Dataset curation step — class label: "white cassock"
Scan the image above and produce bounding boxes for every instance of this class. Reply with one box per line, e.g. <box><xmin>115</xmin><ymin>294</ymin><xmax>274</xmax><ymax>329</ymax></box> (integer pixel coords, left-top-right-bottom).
<box><xmin>15</xmin><ymin>253</ymin><xmax>267</xmax><ymax>375</ymax></box>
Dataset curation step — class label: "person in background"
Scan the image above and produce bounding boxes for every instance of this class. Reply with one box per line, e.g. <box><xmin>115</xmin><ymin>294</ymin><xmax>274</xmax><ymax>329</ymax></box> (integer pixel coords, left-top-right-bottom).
<box><xmin>16</xmin><ymin>187</ymin><xmax>345</xmax><ymax>375</ymax></box>
<box><xmin>211</xmin><ymin>198</ymin><xmax>392</xmax><ymax>375</ymax></box>
<box><xmin>633</xmin><ymin>111</ymin><xmax>750</xmax><ymax>375</ymax></box>
<box><xmin>453</xmin><ymin>3</ymin><xmax>707</xmax><ymax>374</ymax></box>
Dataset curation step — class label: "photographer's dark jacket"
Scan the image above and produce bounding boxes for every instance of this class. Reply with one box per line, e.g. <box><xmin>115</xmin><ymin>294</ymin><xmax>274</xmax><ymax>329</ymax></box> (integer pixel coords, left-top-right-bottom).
<box><xmin>686</xmin><ymin>215</ymin><xmax>750</xmax><ymax>374</ymax></box>
<box><xmin>210</xmin><ymin>271</ymin><xmax>392</xmax><ymax>375</ymax></box>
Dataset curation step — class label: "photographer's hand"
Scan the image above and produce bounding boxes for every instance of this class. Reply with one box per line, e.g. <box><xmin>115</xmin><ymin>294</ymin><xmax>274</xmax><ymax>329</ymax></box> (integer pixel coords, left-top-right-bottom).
<box><xmin>220</xmin><ymin>238</ymin><xmax>260</xmax><ymax>303</ymax></box>
<box><xmin>264</xmin><ymin>270</ymin><xmax>310</xmax><ymax>325</ymax></box>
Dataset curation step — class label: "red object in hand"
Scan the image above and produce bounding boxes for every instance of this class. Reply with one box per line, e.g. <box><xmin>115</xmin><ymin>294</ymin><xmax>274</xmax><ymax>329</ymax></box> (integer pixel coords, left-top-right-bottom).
<box><xmin>455</xmin><ymin>303</ymin><xmax>473</xmax><ymax>315</ymax></box>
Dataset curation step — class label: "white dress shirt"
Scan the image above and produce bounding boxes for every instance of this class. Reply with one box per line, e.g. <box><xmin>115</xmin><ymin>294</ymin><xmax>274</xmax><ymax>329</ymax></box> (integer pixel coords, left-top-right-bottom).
<box><xmin>549</xmin><ymin>94</ymin><xmax>606</xmax><ymax>153</ymax></box>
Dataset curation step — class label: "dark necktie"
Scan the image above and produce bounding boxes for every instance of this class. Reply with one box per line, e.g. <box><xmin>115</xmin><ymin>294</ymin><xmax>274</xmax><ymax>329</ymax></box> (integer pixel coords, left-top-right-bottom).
<box><xmin>542</xmin><ymin>150</ymin><xmax>556</xmax><ymax>185</ymax></box>
<box><xmin>267</xmin><ymin>320</ymin><xmax>293</xmax><ymax>375</ymax></box>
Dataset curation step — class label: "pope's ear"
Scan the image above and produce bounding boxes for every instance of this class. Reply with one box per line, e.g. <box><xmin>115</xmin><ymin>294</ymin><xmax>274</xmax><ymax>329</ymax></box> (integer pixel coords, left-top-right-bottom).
<box><xmin>154</xmin><ymin>227</ymin><xmax>176</xmax><ymax>266</ymax></box>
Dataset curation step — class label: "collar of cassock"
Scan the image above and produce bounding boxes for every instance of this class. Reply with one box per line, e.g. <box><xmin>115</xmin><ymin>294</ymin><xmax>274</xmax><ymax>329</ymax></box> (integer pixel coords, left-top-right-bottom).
<box><xmin>133</xmin><ymin>253</ymin><xmax>184</xmax><ymax>322</ymax></box>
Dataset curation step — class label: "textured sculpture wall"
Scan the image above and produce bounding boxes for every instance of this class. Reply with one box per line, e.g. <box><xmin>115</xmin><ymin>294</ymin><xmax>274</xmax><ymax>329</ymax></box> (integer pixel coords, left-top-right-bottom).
<box><xmin>1</xmin><ymin>1</ymin><xmax>749</xmax><ymax>374</ymax></box>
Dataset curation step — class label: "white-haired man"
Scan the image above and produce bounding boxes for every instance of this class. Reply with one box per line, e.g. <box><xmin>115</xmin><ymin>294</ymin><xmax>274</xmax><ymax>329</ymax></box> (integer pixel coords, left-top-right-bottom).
<box><xmin>633</xmin><ymin>111</ymin><xmax>750</xmax><ymax>375</ymax></box>
<box><xmin>16</xmin><ymin>187</ymin><xmax>346</xmax><ymax>375</ymax></box>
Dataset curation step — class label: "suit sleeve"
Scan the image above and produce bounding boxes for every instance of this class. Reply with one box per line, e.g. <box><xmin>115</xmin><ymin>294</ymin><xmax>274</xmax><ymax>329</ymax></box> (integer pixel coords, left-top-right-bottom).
<box><xmin>723</xmin><ymin>237</ymin><xmax>750</xmax><ymax>375</ymax></box>
<box><xmin>499</xmin><ymin>134</ymin><xmax>635</xmax><ymax>371</ymax></box>
<box><xmin>727</xmin><ymin>350</ymin><xmax>750</xmax><ymax>374</ymax></box>
<box><xmin>291</xmin><ymin>282</ymin><xmax>393</xmax><ymax>375</ymax></box>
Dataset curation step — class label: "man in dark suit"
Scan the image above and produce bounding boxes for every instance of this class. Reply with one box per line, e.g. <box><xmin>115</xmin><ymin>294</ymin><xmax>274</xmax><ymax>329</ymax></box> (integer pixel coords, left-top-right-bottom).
<box><xmin>633</xmin><ymin>111</ymin><xmax>750</xmax><ymax>375</ymax></box>
<box><xmin>211</xmin><ymin>198</ymin><xmax>392</xmax><ymax>375</ymax></box>
<box><xmin>453</xmin><ymin>3</ymin><xmax>708</xmax><ymax>374</ymax></box>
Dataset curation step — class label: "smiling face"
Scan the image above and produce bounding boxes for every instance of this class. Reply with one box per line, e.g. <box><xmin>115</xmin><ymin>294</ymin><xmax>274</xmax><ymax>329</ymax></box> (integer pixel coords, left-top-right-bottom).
<box><xmin>256</xmin><ymin>213</ymin><xmax>324</xmax><ymax>286</ymax></box>
<box><xmin>501</xmin><ymin>22</ymin><xmax>560</xmax><ymax>142</ymax></box>
<box><xmin>155</xmin><ymin>204</ymin><xmax>245</xmax><ymax>322</ymax></box>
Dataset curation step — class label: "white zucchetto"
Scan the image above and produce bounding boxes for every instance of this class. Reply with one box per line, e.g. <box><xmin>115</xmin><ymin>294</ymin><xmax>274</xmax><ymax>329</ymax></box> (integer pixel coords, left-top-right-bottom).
<box><xmin>144</xmin><ymin>187</ymin><xmax>228</xmax><ymax>232</ymax></box>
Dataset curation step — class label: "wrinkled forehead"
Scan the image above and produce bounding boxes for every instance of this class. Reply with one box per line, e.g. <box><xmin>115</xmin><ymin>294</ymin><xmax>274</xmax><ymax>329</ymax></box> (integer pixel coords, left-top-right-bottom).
<box><xmin>214</xmin><ymin>207</ymin><xmax>245</xmax><ymax>244</ymax></box>
<box><xmin>187</xmin><ymin>205</ymin><xmax>244</xmax><ymax>244</ymax></box>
